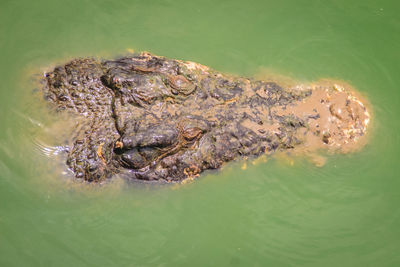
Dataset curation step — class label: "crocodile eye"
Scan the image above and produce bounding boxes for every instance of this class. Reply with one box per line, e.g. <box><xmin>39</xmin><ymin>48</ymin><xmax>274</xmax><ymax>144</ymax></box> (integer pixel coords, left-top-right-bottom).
<box><xmin>116</xmin><ymin>123</ymin><xmax>180</xmax><ymax>169</ymax></box>
<box><xmin>168</xmin><ymin>75</ymin><xmax>196</xmax><ymax>95</ymax></box>
<box><xmin>119</xmin><ymin>148</ymin><xmax>147</xmax><ymax>169</ymax></box>
<box><xmin>121</xmin><ymin>126</ymin><xmax>178</xmax><ymax>149</ymax></box>
<box><xmin>182</xmin><ymin>127</ymin><xmax>203</xmax><ymax>141</ymax></box>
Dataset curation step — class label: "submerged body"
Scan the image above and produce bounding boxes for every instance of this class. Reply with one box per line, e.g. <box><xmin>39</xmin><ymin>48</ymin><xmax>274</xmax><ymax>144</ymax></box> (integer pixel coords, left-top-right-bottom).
<box><xmin>43</xmin><ymin>52</ymin><xmax>370</xmax><ymax>182</ymax></box>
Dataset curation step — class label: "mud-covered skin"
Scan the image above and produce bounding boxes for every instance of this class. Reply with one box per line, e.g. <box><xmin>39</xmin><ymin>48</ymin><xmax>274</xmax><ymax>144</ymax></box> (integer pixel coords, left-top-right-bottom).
<box><xmin>43</xmin><ymin>52</ymin><xmax>369</xmax><ymax>182</ymax></box>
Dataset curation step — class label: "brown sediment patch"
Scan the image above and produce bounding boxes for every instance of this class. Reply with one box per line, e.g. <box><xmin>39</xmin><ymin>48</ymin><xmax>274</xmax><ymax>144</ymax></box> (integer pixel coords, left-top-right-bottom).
<box><xmin>250</xmin><ymin>68</ymin><xmax>372</xmax><ymax>167</ymax></box>
<box><xmin>273</xmin><ymin>79</ymin><xmax>371</xmax><ymax>166</ymax></box>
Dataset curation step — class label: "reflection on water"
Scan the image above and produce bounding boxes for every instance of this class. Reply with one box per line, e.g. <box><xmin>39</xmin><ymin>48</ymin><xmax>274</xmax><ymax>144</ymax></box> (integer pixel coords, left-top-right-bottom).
<box><xmin>1</xmin><ymin>0</ymin><xmax>400</xmax><ymax>266</ymax></box>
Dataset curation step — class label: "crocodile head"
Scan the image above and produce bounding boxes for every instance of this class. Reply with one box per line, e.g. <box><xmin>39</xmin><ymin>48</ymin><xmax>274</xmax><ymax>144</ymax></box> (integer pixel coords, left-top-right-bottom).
<box><xmin>43</xmin><ymin>52</ymin><xmax>370</xmax><ymax>182</ymax></box>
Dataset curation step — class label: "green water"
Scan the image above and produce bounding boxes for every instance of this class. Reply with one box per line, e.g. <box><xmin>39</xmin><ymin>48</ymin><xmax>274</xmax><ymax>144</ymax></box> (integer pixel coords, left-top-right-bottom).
<box><xmin>1</xmin><ymin>0</ymin><xmax>400</xmax><ymax>266</ymax></box>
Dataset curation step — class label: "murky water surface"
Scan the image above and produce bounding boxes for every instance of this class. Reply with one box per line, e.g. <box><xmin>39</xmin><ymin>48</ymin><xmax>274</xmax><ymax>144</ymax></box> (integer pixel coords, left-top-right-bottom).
<box><xmin>1</xmin><ymin>0</ymin><xmax>400</xmax><ymax>266</ymax></box>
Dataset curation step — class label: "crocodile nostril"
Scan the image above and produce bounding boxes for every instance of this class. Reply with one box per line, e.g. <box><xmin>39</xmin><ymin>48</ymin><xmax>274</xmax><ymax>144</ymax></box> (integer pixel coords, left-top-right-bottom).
<box><xmin>168</xmin><ymin>75</ymin><xmax>196</xmax><ymax>95</ymax></box>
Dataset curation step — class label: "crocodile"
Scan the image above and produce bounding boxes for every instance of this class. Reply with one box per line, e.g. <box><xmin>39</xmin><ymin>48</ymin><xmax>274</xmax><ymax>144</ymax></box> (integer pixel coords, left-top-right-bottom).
<box><xmin>43</xmin><ymin>52</ymin><xmax>370</xmax><ymax>182</ymax></box>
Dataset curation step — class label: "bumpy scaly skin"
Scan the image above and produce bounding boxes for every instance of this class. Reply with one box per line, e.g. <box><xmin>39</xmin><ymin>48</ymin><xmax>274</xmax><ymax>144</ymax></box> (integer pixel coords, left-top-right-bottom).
<box><xmin>43</xmin><ymin>52</ymin><xmax>369</xmax><ymax>182</ymax></box>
